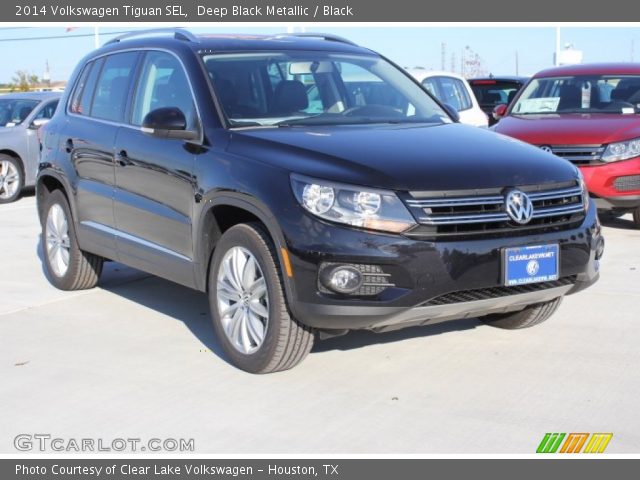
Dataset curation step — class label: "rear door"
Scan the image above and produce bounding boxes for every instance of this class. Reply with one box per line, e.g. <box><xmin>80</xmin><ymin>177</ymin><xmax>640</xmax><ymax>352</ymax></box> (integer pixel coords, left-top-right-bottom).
<box><xmin>65</xmin><ymin>52</ymin><xmax>139</xmax><ymax>257</ymax></box>
<box><xmin>113</xmin><ymin>50</ymin><xmax>198</xmax><ymax>287</ymax></box>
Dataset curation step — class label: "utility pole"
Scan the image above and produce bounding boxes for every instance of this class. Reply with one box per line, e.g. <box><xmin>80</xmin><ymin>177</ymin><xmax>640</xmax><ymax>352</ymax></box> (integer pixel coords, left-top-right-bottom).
<box><xmin>451</xmin><ymin>52</ymin><xmax>456</xmax><ymax>74</ymax></box>
<box><xmin>515</xmin><ymin>50</ymin><xmax>519</xmax><ymax>75</ymax></box>
<box><xmin>94</xmin><ymin>26</ymin><xmax>100</xmax><ymax>48</ymax></box>
<box><xmin>461</xmin><ymin>47</ymin><xmax>465</xmax><ymax>77</ymax></box>
<box><xmin>632</xmin><ymin>39</ymin><xmax>635</xmax><ymax>62</ymax></box>
<box><xmin>555</xmin><ymin>27</ymin><xmax>561</xmax><ymax>66</ymax></box>
<box><xmin>441</xmin><ymin>42</ymin><xmax>446</xmax><ymax>71</ymax></box>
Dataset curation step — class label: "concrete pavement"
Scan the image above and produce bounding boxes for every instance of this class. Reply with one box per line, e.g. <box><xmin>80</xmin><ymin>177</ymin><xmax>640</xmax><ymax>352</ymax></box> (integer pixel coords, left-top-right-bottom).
<box><xmin>1</xmin><ymin>193</ymin><xmax>639</xmax><ymax>453</ymax></box>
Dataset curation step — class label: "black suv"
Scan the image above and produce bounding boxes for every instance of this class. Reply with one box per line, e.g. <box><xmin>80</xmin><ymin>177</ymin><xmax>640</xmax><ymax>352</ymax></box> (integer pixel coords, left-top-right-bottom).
<box><xmin>37</xmin><ymin>30</ymin><xmax>603</xmax><ymax>373</ymax></box>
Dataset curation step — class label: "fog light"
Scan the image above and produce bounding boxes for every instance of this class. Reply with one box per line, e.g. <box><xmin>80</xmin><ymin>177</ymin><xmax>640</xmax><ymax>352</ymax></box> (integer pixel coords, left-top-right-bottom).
<box><xmin>595</xmin><ymin>236</ymin><xmax>605</xmax><ymax>260</ymax></box>
<box><xmin>324</xmin><ymin>266</ymin><xmax>363</xmax><ymax>294</ymax></box>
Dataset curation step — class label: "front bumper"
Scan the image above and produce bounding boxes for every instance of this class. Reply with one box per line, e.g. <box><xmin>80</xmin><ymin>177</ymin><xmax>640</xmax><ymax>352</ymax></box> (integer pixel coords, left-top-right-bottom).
<box><xmin>581</xmin><ymin>157</ymin><xmax>640</xmax><ymax>211</ymax></box>
<box><xmin>282</xmin><ymin>201</ymin><xmax>602</xmax><ymax>331</ymax></box>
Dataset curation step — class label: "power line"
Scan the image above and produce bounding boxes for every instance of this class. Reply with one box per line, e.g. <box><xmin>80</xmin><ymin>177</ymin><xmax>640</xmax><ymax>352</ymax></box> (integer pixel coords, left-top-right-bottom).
<box><xmin>0</xmin><ymin>30</ymin><xmax>133</xmax><ymax>42</ymax></box>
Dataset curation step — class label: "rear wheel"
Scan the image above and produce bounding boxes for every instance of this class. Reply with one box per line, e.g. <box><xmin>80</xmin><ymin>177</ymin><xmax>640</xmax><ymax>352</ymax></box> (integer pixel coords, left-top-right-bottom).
<box><xmin>42</xmin><ymin>189</ymin><xmax>103</xmax><ymax>290</ymax></box>
<box><xmin>0</xmin><ymin>154</ymin><xmax>24</xmax><ymax>204</ymax></box>
<box><xmin>208</xmin><ymin>222</ymin><xmax>314</xmax><ymax>374</ymax></box>
<box><xmin>480</xmin><ymin>297</ymin><xmax>563</xmax><ymax>330</ymax></box>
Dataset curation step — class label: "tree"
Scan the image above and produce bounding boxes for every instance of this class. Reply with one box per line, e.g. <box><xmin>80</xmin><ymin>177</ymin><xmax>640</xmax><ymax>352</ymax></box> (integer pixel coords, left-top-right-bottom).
<box><xmin>10</xmin><ymin>70</ymin><xmax>40</xmax><ymax>92</ymax></box>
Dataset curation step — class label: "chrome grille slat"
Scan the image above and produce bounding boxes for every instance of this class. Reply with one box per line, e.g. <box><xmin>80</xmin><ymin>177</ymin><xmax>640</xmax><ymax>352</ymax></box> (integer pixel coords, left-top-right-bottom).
<box><xmin>406</xmin><ymin>182</ymin><xmax>586</xmax><ymax>237</ymax></box>
<box><xmin>541</xmin><ymin>145</ymin><xmax>604</xmax><ymax>164</ymax></box>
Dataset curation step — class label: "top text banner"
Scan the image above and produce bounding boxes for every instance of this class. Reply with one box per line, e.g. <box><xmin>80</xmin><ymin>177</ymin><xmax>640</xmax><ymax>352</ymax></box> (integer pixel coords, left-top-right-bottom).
<box><xmin>5</xmin><ymin>0</ymin><xmax>639</xmax><ymax>22</ymax></box>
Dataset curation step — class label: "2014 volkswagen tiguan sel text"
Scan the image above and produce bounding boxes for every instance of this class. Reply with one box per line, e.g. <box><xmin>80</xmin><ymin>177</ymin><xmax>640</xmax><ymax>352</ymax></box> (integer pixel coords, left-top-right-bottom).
<box><xmin>36</xmin><ymin>30</ymin><xmax>603</xmax><ymax>373</ymax></box>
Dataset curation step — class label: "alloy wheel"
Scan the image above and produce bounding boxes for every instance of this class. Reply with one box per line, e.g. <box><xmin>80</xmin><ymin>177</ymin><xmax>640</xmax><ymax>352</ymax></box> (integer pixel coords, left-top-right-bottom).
<box><xmin>45</xmin><ymin>204</ymin><xmax>71</xmax><ymax>277</ymax></box>
<box><xmin>0</xmin><ymin>160</ymin><xmax>20</xmax><ymax>200</ymax></box>
<box><xmin>217</xmin><ymin>246</ymin><xmax>269</xmax><ymax>354</ymax></box>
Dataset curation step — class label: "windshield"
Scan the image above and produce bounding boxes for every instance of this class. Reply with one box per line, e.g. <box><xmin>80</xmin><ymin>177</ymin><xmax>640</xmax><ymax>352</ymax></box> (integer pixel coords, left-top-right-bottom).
<box><xmin>202</xmin><ymin>52</ymin><xmax>451</xmax><ymax>127</ymax></box>
<box><xmin>512</xmin><ymin>74</ymin><xmax>640</xmax><ymax>115</ymax></box>
<box><xmin>0</xmin><ymin>99</ymin><xmax>39</xmax><ymax>126</ymax></box>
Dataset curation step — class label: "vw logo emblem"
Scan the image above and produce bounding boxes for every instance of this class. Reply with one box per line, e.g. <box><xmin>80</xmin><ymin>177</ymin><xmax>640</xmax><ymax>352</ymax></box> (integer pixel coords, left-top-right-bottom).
<box><xmin>505</xmin><ymin>189</ymin><xmax>534</xmax><ymax>224</ymax></box>
<box><xmin>540</xmin><ymin>145</ymin><xmax>553</xmax><ymax>153</ymax></box>
<box><xmin>526</xmin><ymin>260</ymin><xmax>540</xmax><ymax>276</ymax></box>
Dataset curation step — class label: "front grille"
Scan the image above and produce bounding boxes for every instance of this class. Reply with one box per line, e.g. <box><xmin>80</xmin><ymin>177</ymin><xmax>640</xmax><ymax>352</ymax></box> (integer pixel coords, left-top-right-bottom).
<box><xmin>541</xmin><ymin>145</ymin><xmax>605</xmax><ymax>165</ymax></box>
<box><xmin>614</xmin><ymin>175</ymin><xmax>640</xmax><ymax>192</ymax></box>
<box><xmin>318</xmin><ymin>263</ymin><xmax>395</xmax><ymax>296</ymax></box>
<box><xmin>405</xmin><ymin>181</ymin><xmax>585</xmax><ymax>238</ymax></box>
<box><xmin>420</xmin><ymin>276</ymin><xmax>577</xmax><ymax>306</ymax></box>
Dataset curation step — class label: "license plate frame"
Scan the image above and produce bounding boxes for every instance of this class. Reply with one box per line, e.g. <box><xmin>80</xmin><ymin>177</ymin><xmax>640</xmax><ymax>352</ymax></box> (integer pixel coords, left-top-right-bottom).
<box><xmin>503</xmin><ymin>244</ymin><xmax>560</xmax><ymax>286</ymax></box>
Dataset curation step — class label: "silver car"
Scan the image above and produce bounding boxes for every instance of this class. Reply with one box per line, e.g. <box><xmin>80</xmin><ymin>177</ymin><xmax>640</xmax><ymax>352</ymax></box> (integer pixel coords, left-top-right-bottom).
<box><xmin>0</xmin><ymin>92</ymin><xmax>60</xmax><ymax>203</ymax></box>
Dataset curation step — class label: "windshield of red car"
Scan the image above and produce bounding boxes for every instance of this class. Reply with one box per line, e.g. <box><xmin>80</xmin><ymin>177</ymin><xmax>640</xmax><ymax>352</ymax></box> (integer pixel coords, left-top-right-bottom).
<box><xmin>512</xmin><ymin>74</ymin><xmax>640</xmax><ymax>115</ymax></box>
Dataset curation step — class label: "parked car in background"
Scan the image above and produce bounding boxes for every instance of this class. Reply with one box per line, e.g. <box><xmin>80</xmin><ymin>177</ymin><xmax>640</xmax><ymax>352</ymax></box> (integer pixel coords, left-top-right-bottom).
<box><xmin>408</xmin><ymin>70</ymin><xmax>488</xmax><ymax>127</ymax></box>
<box><xmin>468</xmin><ymin>76</ymin><xmax>528</xmax><ymax>125</ymax></box>
<box><xmin>37</xmin><ymin>31</ymin><xmax>601</xmax><ymax>373</ymax></box>
<box><xmin>0</xmin><ymin>92</ymin><xmax>60</xmax><ymax>203</ymax></box>
<box><xmin>493</xmin><ymin>63</ymin><xmax>640</xmax><ymax>228</ymax></box>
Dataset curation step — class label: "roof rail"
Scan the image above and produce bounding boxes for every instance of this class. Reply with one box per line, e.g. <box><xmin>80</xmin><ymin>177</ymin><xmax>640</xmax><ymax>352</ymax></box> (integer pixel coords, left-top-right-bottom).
<box><xmin>105</xmin><ymin>28</ymin><xmax>198</xmax><ymax>46</ymax></box>
<box><xmin>280</xmin><ymin>33</ymin><xmax>358</xmax><ymax>46</ymax></box>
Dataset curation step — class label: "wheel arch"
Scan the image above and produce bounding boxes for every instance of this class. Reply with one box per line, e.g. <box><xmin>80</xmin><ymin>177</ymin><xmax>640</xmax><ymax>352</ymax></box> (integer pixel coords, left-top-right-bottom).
<box><xmin>36</xmin><ymin>170</ymin><xmax>74</xmax><ymax>225</ymax></box>
<box><xmin>195</xmin><ymin>193</ymin><xmax>297</xmax><ymax>312</ymax></box>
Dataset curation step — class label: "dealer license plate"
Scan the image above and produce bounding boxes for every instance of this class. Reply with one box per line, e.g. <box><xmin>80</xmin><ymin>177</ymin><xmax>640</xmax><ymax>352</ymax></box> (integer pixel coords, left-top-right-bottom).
<box><xmin>503</xmin><ymin>244</ymin><xmax>559</xmax><ymax>286</ymax></box>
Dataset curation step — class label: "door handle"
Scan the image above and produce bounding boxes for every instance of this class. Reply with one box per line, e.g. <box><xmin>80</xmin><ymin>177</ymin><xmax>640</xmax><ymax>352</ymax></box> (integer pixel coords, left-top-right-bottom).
<box><xmin>65</xmin><ymin>139</ymin><xmax>73</xmax><ymax>153</ymax></box>
<box><xmin>116</xmin><ymin>150</ymin><xmax>131</xmax><ymax>167</ymax></box>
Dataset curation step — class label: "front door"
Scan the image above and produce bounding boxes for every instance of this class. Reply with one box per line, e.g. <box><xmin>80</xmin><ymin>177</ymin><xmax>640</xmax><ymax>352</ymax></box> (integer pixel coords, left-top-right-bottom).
<box><xmin>113</xmin><ymin>50</ymin><xmax>199</xmax><ymax>287</ymax></box>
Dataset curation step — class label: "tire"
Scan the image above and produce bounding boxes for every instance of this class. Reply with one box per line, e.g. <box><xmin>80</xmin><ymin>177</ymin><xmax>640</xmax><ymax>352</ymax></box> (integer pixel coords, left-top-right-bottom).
<box><xmin>633</xmin><ymin>207</ymin><xmax>640</xmax><ymax>230</ymax></box>
<box><xmin>480</xmin><ymin>297</ymin><xmax>563</xmax><ymax>330</ymax></box>
<box><xmin>208</xmin><ymin>222</ymin><xmax>314</xmax><ymax>374</ymax></box>
<box><xmin>0</xmin><ymin>154</ymin><xmax>24</xmax><ymax>204</ymax></box>
<box><xmin>42</xmin><ymin>189</ymin><xmax>103</xmax><ymax>290</ymax></box>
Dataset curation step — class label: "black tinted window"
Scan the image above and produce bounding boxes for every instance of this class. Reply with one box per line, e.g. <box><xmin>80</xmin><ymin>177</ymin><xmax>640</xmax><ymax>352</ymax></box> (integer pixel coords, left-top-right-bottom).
<box><xmin>91</xmin><ymin>52</ymin><xmax>138</xmax><ymax>122</ymax></box>
<box><xmin>131</xmin><ymin>51</ymin><xmax>195</xmax><ymax>127</ymax></box>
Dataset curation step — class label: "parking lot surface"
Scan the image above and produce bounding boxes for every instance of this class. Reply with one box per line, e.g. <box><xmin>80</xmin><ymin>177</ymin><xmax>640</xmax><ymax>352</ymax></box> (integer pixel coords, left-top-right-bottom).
<box><xmin>1</xmin><ymin>193</ymin><xmax>639</xmax><ymax>453</ymax></box>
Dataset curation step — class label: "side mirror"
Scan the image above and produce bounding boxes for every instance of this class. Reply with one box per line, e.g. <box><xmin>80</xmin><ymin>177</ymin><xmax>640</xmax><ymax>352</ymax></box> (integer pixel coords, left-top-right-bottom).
<box><xmin>30</xmin><ymin>118</ymin><xmax>50</xmax><ymax>129</ymax></box>
<box><xmin>141</xmin><ymin>107</ymin><xmax>198</xmax><ymax>141</ymax></box>
<box><xmin>442</xmin><ymin>103</ymin><xmax>460</xmax><ymax>123</ymax></box>
<box><xmin>492</xmin><ymin>103</ymin><xmax>508</xmax><ymax>121</ymax></box>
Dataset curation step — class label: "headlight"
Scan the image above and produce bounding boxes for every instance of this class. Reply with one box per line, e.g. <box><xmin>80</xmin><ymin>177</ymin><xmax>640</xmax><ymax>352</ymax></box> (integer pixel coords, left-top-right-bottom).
<box><xmin>601</xmin><ymin>137</ymin><xmax>640</xmax><ymax>162</ymax></box>
<box><xmin>291</xmin><ymin>174</ymin><xmax>416</xmax><ymax>233</ymax></box>
<box><xmin>575</xmin><ymin>167</ymin><xmax>590</xmax><ymax>211</ymax></box>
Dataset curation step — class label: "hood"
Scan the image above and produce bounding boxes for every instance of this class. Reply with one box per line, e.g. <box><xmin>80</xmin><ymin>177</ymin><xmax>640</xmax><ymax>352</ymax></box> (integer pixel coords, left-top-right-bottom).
<box><xmin>494</xmin><ymin>113</ymin><xmax>640</xmax><ymax>146</ymax></box>
<box><xmin>227</xmin><ymin>123</ymin><xmax>578</xmax><ymax>191</ymax></box>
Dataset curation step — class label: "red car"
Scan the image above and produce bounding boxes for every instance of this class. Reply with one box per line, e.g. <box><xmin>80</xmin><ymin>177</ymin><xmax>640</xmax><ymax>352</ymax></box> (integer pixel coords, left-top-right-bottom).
<box><xmin>493</xmin><ymin>63</ymin><xmax>640</xmax><ymax>228</ymax></box>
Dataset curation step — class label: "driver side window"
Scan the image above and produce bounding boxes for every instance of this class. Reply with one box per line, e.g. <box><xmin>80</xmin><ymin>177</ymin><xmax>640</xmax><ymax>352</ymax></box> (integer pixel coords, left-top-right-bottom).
<box><xmin>131</xmin><ymin>51</ymin><xmax>196</xmax><ymax>128</ymax></box>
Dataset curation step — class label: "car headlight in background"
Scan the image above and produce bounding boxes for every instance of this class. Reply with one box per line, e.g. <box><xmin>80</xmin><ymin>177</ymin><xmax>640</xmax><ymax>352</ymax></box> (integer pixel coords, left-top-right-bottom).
<box><xmin>291</xmin><ymin>174</ymin><xmax>416</xmax><ymax>233</ymax></box>
<box><xmin>601</xmin><ymin>137</ymin><xmax>640</xmax><ymax>162</ymax></box>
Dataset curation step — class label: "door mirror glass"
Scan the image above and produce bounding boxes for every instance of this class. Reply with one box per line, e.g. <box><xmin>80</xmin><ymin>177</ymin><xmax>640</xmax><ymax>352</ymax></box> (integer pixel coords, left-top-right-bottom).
<box><xmin>141</xmin><ymin>107</ymin><xmax>197</xmax><ymax>140</ymax></box>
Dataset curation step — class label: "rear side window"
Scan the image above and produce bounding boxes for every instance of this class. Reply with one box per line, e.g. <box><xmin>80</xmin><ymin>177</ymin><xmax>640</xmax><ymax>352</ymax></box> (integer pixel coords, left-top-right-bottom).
<box><xmin>90</xmin><ymin>52</ymin><xmax>138</xmax><ymax>122</ymax></box>
<box><xmin>422</xmin><ymin>76</ymin><xmax>473</xmax><ymax>111</ymax></box>
<box><xmin>69</xmin><ymin>59</ymin><xmax>102</xmax><ymax>115</ymax></box>
<box><xmin>131</xmin><ymin>51</ymin><xmax>195</xmax><ymax>127</ymax></box>
<box><xmin>470</xmin><ymin>81</ymin><xmax>523</xmax><ymax>107</ymax></box>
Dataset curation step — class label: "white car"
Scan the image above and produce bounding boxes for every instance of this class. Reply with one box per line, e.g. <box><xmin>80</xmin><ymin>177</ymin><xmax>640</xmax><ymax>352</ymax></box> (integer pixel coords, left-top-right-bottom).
<box><xmin>407</xmin><ymin>70</ymin><xmax>489</xmax><ymax>127</ymax></box>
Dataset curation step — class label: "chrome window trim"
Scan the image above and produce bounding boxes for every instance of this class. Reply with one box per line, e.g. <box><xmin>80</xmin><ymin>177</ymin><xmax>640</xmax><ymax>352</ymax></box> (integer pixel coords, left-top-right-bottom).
<box><xmin>66</xmin><ymin>47</ymin><xmax>204</xmax><ymax>144</ymax></box>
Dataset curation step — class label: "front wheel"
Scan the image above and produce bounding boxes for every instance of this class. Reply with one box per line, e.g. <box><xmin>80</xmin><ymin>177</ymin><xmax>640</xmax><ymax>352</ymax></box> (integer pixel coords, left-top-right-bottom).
<box><xmin>480</xmin><ymin>297</ymin><xmax>563</xmax><ymax>330</ymax></box>
<box><xmin>0</xmin><ymin>154</ymin><xmax>24</xmax><ymax>204</ymax></box>
<box><xmin>208</xmin><ymin>223</ymin><xmax>314</xmax><ymax>374</ymax></box>
<box><xmin>633</xmin><ymin>207</ymin><xmax>640</xmax><ymax>229</ymax></box>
